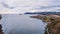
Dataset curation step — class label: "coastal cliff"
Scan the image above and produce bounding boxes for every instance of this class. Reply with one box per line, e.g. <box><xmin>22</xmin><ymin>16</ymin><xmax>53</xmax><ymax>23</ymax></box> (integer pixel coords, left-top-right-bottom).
<box><xmin>0</xmin><ymin>15</ymin><xmax>4</xmax><ymax>34</ymax></box>
<box><xmin>30</xmin><ymin>15</ymin><xmax>60</xmax><ymax>34</ymax></box>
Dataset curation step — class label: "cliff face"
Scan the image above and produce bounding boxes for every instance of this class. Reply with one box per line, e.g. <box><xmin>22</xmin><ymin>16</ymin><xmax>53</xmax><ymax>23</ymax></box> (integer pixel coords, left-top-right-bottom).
<box><xmin>0</xmin><ymin>24</ymin><xmax>4</xmax><ymax>34</ymax></box>
<box><xmin>30</xmin><ymin>15</ymin><xmax>60</xmax><ymax>34</ymax></box>
<box><xmin>47</xmin><ymin>18</ymin><xmax>60</xmax><ymax>34</ymax></box>
<box><xmin>0</xmin><ymin>15</ymin><xmax>4</xmax><ymax>34</ymax></box>
<box><xmin>0</xmin><ymin>15</ymin><xmax>2</xmax><ymax>20</ymax></box>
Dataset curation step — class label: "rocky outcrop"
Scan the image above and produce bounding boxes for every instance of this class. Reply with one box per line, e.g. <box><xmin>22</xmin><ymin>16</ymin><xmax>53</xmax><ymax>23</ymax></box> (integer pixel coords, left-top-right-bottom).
<box><xmin>0</xmin><ymin>15</ymin><xmax>4</xmax><ymax>34</ymax></box>
<box><xmin>0</xmin><ymin>15</ymin><xmax>2</xmax><ymax>20</ymax></box>
<box><xmin>0</xmin><ymin>24</ymin><xmax>4</xmax><ymax>34</ymax></box>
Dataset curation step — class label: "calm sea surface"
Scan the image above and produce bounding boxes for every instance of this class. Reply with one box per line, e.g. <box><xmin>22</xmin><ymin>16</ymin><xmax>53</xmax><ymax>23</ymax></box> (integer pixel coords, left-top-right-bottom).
<box><xmin>1</xmin><ymin>14</ymin><xmax>47</xmax><ymax>34</ymax></box>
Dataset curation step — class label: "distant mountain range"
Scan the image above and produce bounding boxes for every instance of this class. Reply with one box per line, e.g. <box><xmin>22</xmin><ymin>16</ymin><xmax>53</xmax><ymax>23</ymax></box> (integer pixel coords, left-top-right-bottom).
<box><xmin>24</xmin><ymin>12</ymin><xmax>60</xmax><ymax>15</ymax></box>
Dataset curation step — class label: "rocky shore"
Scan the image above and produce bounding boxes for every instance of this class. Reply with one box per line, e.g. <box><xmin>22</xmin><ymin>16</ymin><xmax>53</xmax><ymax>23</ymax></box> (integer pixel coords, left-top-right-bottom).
<box><xmin>30</xmin><ymin>14</ymin><xmax>60</xmax><ymax>34</ymax></box>
<box><xmin>0</xmin><ymin>15</ymin><xmax>4</xmax><ymax>34</ymax></box>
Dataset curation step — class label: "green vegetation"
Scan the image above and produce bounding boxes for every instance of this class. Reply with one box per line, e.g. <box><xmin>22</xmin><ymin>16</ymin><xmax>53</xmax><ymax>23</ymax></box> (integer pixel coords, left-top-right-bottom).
<box><xmin>43</xmin><ymin>16</ymin><xmax>60</xmax><ymax>34</ymax></box>
<box><xmin>31</xmin><ymin>15</ymin><xmax>60</xmax><ymax>34</ymax></box>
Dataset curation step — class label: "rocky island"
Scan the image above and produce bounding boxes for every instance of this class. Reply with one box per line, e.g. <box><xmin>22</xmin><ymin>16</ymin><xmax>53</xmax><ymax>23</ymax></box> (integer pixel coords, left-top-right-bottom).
<box><xmin>30</xmin><ymin>14</ymin><xmax>60</xmax><ymax>34</ymax></box>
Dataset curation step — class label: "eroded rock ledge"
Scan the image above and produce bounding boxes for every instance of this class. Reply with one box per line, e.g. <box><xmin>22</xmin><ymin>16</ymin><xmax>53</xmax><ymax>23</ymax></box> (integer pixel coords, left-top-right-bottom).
<box><xmin>30</xmin><ymin>15</ymin><xmax>60</xmax><ymax>34</ymax></box>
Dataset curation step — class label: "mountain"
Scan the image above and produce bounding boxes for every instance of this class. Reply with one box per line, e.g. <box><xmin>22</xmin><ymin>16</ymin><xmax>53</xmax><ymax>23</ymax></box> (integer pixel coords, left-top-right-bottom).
<box><xmin>24</xmin><ymin>12</ymin><xmax>60</xmax><ymax>15</ymax></box>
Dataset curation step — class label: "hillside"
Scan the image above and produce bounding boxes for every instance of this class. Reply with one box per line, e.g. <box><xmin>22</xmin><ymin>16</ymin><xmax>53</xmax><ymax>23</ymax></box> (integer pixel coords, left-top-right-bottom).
<box><xmin>25</xmin><ymin>12</ymin><xmax>60</xmax><ymax>15</ymax></box>
<box><xmin>30</xmin><ymin>14</ymin><xmax>60</xmax><ymax>34</ymax></box>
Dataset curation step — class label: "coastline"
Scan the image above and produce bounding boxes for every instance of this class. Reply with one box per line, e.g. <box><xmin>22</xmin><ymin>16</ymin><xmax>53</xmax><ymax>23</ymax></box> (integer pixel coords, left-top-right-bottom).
<box><xmin>30</xmin><ymin>14</ymin><xmax>60</xmax><ymax>34</ymax></box>
<box><xmin>0</xmin><ymin>15</ymin><xmax>4</xmax><ymax>34</ymax></box>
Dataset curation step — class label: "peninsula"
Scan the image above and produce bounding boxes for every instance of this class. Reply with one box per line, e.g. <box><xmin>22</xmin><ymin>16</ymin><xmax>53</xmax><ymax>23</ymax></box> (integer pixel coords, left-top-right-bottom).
<box><xmin>30</xmin><ymin>14</ymin><xmax>60</xmax><ymax>34</ymax></box>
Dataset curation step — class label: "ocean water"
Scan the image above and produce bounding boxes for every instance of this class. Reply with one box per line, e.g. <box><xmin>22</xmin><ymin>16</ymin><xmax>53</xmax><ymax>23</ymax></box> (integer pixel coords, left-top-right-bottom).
<box><xmin>1</xmin><ymin>14</ymin><xmax>47</xmax><ymax>34</ymax></box>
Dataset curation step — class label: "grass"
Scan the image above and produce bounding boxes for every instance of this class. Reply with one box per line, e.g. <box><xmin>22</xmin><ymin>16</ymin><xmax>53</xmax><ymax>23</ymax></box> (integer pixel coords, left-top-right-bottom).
<box><xmin>30</xmin><ymin>15</ymin><xmax>60</xmax><ymax>34</ymax></box>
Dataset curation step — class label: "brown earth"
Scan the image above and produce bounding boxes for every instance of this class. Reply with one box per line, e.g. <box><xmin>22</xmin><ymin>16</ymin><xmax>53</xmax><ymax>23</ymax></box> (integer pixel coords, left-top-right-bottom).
<box><xmin>30</xmin><ymin>14</ymin><xmax>60</xmax><ymax>34</ymax></box>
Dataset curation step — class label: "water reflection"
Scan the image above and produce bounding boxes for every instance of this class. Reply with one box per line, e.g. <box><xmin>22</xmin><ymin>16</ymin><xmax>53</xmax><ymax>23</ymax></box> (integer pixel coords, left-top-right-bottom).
<box><xmin>1</xmin><ymin>14</ymin><xmax>46</xmax><ymax>34</ymax></box>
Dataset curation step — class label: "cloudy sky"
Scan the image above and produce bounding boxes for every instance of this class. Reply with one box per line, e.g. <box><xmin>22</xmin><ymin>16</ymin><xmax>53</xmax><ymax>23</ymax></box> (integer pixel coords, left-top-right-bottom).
<box><xmin>0</xmin><ymin>0</ymin><xmax>60</xmax><ymax>13</ymax></box>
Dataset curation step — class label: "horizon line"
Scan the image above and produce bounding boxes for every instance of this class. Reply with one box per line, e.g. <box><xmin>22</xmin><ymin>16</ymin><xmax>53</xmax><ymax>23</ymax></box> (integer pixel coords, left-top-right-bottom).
<box><xmin>0</xmin><ymin>12</ymin><xmax>22</xmax><ymax>14</ymax></box>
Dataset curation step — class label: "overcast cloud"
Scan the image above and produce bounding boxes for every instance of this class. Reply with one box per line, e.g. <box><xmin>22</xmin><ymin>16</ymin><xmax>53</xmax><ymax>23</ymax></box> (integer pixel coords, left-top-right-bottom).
<box><xmin>0</xmin><ymin>0</ymin><xmax>60</xmax><ymax>13</ymax></box>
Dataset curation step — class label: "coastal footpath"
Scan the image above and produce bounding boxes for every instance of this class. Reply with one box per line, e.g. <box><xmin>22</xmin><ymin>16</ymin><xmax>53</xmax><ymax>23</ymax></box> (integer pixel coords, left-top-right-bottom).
<box><xmin>0</xmin><ymin>15</ymin><xmax>4</xmax><ymax>34</ymax></box>
<box><xmin>30</xmin><ymin>15</ymin><xmax>60</xmax><ymax>34</ymax></box>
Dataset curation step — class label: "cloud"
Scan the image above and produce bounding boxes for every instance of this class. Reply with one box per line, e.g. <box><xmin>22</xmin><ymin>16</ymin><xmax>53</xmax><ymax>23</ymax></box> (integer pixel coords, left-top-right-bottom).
<box><xmin>0</xmin><ymin>0</ymin><xmax>60</xmax><ymax>13</ymax></box>
<box><xmin>1</xmin><ymin>3</ymin><xmax>15</xmax><ymax>9</ymax></box>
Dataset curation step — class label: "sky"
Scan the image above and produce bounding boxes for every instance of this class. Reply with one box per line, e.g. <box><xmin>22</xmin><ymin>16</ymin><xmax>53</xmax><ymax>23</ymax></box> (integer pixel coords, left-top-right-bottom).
<box><xmin>0</xmin><ymin>0</ymin><xmax>60</xmax><ymax>13</ymax></box>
